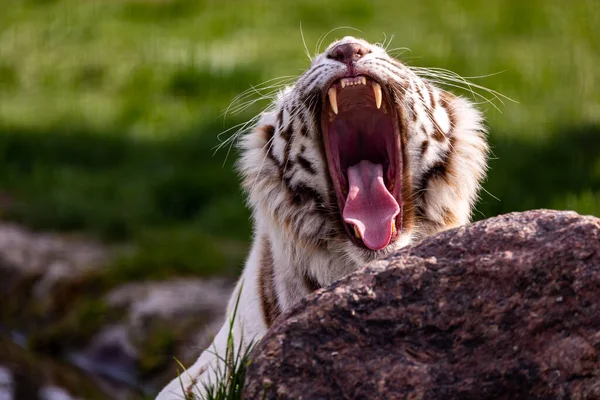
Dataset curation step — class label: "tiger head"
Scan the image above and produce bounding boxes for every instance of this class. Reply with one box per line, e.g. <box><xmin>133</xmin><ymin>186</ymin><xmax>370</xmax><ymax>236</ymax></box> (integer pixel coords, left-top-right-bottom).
<box><xmin>239</xmin><ymin>36</ymin><xmax>488</xmax><ymax>267</ymax></box>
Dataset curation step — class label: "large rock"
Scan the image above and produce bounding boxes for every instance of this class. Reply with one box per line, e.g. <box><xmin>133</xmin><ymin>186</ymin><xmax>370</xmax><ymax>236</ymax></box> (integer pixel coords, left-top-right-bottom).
<box><xmin>244</xmin><ymin>210</ymin><xmax>600</xmax><ymax>400</ymax></box>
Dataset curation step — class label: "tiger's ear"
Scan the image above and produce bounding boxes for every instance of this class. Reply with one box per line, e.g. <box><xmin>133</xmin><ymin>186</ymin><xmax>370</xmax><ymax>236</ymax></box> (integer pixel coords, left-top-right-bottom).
<box><xmin>415</xmin><ymin>92</ymin><xmax>488</xmax><ymax>237</ymax></box>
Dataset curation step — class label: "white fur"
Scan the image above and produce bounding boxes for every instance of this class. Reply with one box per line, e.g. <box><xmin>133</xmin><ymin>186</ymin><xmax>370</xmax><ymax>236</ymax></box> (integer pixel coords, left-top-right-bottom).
<box><xmin>156</xmin><ymin>37</ymin><xmax>488</xmax><ymax>399</ymax></box>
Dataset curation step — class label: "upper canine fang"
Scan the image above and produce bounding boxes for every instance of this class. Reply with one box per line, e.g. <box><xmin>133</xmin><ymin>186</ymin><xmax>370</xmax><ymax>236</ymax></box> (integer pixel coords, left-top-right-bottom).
<box><xmin>328</xmin><ymin>87</ymin><xmax>338</xmax><ymax>114</ymax></box>
<box><xmin>372</xmin><ymin>82</ymin><xmax>382</xmax><ymax>109</ymax></box>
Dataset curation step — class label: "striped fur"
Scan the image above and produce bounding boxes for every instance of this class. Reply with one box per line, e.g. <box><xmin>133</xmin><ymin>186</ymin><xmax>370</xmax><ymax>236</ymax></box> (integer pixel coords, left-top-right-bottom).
<box><xmin>157</xmin><ymin>36</ymin><xmax>488</xmax><ymax>399</ymax></box>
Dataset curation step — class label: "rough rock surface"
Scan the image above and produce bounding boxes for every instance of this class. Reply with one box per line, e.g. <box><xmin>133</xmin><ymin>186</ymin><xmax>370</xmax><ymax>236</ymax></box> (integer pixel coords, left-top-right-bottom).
<box><xmin>244</xmin><ymin>210</ymin><xmax>600</xmax><ymax>400</ymax></box>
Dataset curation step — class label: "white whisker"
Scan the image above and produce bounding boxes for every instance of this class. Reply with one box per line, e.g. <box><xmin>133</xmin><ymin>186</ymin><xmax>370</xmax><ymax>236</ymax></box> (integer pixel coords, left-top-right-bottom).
<box><xmin>315</xmin><ymin>26</ymin><xmax>364</xmax><ymax>56</ymax></box>
<box><xmin>409</xmin><ymin>66</ymin><xmax>517</xmax><ymax>110</ymax></box>
<box><xmin>481</xmin><ymin>186</ymin><xmax>500</xmax><ymax>202</ymax></box>
<box><xmin>299</xmin><ymin>22</ymin><xmax>312</xmax><ymax>61</ymax></box>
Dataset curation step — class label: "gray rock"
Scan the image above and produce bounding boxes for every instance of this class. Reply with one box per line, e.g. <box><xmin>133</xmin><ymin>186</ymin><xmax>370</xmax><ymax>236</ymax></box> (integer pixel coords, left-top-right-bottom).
<box><xmin>0</xmin><ymin>223</ymin><xmax>108</xmax><ymax>276</ymax></box>
<box><xmin>0</xmin><ymin>366</ymin><xmax>14</xmax><ymax>400</ymax></box>
<box><xmin>244</xmin><ymin>210</ymin><xmax>600</xmax><ymax>400</ymax></box>
<box><xmin>69</xmin><ymin>324</ymin><xmax>139</xmax><ymax>387</ymax></box>
<box><xmin>0</xmin><ymin>223</ymin><xmax>233</xmax><ymax>397</ymax></box>
<box><xmin>105</xmin><ymin>278</ymin><xmax>232</xmax><ymax>334</ymax></box>
<box><xmin>0</xmin><ymin>223</ymin><xmax>110</xmax><ymax>301</ymax></box>
<box><xmin>77</xmin><ymin>278</ymin><xmax>233</xmax><ymax>391</ymax></box>
<box><xmin>38</xmin><ymin>386</ymin><xmax>80</xmax><ymax>400</ymax></box>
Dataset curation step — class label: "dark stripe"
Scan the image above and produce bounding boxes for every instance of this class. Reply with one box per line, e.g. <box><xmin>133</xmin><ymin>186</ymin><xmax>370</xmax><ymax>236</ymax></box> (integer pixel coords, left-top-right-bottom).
<box><xmin>416</xmin><ymin>134</ymin><xmax>458</xmax><ymax>232</ymax></box>
<box><xmin>303</xmin><ymin>272</ymin><xmax>321</xmax><ymax>292</ymax></box>
<box><xmin>276</xmin><ymin>109</ymin><xmax>284</xmax><ymax>132</ymax></box>
<box><xmin>416</xmin><ymin>84</ymin><xmax>426</xmax><ymax>106</ymax></box>
<box><xmin>280</xmin><ymin>104</ymin><xmax>298</xmax><ymax>142</ymax></box>
<box><xmin>428</xmin><ymin>91</ymin><xmax>447</xmax><ymax>142</ymax></box>
<box><xmin>386</xmin><ymin>78</ymin><xmax>408</xmax><ymax>107</ymax></box>
<box><xmin>420</xmin><ymin>140</ymin><xmax>429</xmax><ymax>156</ymax></box>
<box><xmin>280</xmin><ymin>124</ymin><xmax>292</xmax><ymax>141</ymax></box>
<box><xmin>421</xmin><ymin>161</ymin><xmax>448</xmax><ymax>186</ymax></box>
<box><xmin>282</xmin><ymin>118</ymin><xmax>295</xmax><ymax>166</ymax></box>
<box><xmin>299</xmin><ymin>123</ymin><xmax>308</xmax><ymax>137</ymax></box>
<box><xmin>266</xmin><ymin>139</ymin><xmax>281</xmax><ymax>166</ymax></box>
<box><xmin>412</xmin><ymin>100</ymin><xmax>419</xmax><ymax>121</ymax></box>
<box><xmin>296</xmin><ymin>155</ymin><xmax>317</xmax><ymax>175</ymax></box>
<box><xmin>300</xmin><ymin>64</ymin><xmax>328</xmax><ymax>86</ymax></box>
<box><xmin>439</xmin><ymin>91</ymin><xmax>456</xmax><ymax>131</ymax></box>
<box><xmin>256</xmin><ymin>122</ymin><xmax>281</xmax><ymax>169</ymax></box>
<box><xmin>296</xmin><ymin>183</ymin><xmax>324</xmax><ymax>204</ymax></box>
<box><xmin>442</xmin><ymin>206</ymin><xmax>458</xmax><ymax>226</ymax></box>
<box><xmin>288</xmin><ymin>104</ymin><xmax>298</xmax><ymax>120</ymax></box>
<box><xmin>261</xmin><ymin>124</ymin><xmax>275</xmax><ymax>142</ymax></box>
<box><xmin>299</xmin><ymin>89</ymin><xmax>321</xmax><ymax>112</ymax></box>
<box><xmin>306</xmin><ymin>94</ymin><xmax>322</xmax><ymax>115</ymax></box>
<box><xmin>420</xmin><ymin>94</ymin><xmax>446</xmax><ymax>142</ymax></box>
<box><xmin>415</xmin><ymin>153</ymin><xmax>450</xmax><ymax>195</ymax></box>
<box><xmin>300</xmin><ymin>64</ymin><xmax>329</xmax><ymax>92</ymax></box>
<box><xmin>405</xmin><ymin>96</ymin><xmax>417</xmax><ymax>122</ymax></box>
<box><xmin>258</xmin><ymin>237</ymin><xmax>281</xmax><ymax>328</ymax></box>
<box><xmin>432</xmin><ymin>123</ymin><xmax>446</xmax><ymax>142</ymax></box>
<box><xmin>284</xmin><ymin>160</ymin><xmax>295</xmax><ymax>171</ymax></box>
<box><xmin>284</xmin><ymin>178</ymin><xmax>324</xmax><ymax>205</ymax></box>
<box><xmin>426</xmin><ymin>83</ymin><xmax>436</xmax><ymax>109</ymax></box>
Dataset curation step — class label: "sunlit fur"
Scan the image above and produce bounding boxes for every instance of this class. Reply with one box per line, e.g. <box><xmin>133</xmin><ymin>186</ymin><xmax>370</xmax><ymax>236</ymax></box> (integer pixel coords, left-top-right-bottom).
<box><xmin>157</xmin><ymin>36</ymin><xmax>489</xmax><ymax>400</ymax></box>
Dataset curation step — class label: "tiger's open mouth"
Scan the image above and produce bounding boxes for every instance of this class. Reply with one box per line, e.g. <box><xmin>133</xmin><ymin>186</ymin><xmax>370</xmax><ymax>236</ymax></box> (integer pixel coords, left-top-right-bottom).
<box><xmin>321</xmin><ymin>74</ymin><xmax>402</xmax><ymax>250</ymax></box>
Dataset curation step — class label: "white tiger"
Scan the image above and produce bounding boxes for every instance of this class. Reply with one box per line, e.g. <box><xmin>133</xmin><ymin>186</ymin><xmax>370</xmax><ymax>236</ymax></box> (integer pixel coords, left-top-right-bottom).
<box><xmin>157</xmin><ymin>36</ymin><xmax>488</xmax><ymax>399</ymax></box>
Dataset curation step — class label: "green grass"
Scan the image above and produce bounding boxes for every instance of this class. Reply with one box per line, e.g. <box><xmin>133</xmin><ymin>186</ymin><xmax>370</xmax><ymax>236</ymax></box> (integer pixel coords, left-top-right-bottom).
<box><xmin>177</xmin><ymin>286</ymin><xmax>254</xmax><ymax>400</ymax></box>
<box><xmin>0</xmin><ymin>0</ymin><xmax>599</xmax><ymax>278</ymax></box>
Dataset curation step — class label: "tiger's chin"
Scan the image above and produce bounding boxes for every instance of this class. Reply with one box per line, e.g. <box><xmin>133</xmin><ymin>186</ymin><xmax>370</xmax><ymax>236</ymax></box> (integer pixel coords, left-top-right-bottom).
<box><xmin>321</xmin><ymin>74</ymin><xmax>403</xmax><ymax>252</ymax></box>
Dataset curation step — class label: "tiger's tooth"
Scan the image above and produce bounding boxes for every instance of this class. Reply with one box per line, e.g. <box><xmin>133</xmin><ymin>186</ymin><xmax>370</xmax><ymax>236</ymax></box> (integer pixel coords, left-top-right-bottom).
<box><xmin>391</xmin><ymin>222</ymin><xmax>396</xmax><ymax>235</ymax></box>
<box><xmin>361</xmin><ymin>76</ymin><xmax>366</xmax><ymax>85</ymax></box>
<box><xmin>341</xmin><ymin>80</ymin><xmax>346</xmax><ymax>89</ymax></box>
<box><xmin>328</xmin><ymin>87</ymin><xmax>338</xmax><ymax>114</ymax></box>
<box><xmin>373</xmin><ymin>82</ymin><xmax>382</xmax><ymax>109</ymax></box>
<box><xmin>353</xmin><ymin>225</ymin><xmax>361</xmax><ymax>239</ymax></box>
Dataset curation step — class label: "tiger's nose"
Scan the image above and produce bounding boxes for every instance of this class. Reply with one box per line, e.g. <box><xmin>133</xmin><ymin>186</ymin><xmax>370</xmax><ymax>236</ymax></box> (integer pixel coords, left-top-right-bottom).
<box><xmin>328</xmin><ymin>42</ymin><xmax>371</xmax><ymax>64</ymax></box>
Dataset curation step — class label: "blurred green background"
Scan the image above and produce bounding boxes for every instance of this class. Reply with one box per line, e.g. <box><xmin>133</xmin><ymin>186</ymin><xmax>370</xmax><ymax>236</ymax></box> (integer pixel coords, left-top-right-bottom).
<box><xmin>0</xmin><ymin>0</ymin><xmax>598</xmax><ymax>279</ymax></box>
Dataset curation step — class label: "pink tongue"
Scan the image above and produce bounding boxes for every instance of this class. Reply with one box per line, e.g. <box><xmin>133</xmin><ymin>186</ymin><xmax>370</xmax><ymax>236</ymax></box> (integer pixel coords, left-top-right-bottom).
<box><xmin>343</xmin><ymin>160</ymin><xmax>400</xmax><ymax>250</ymax></box>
